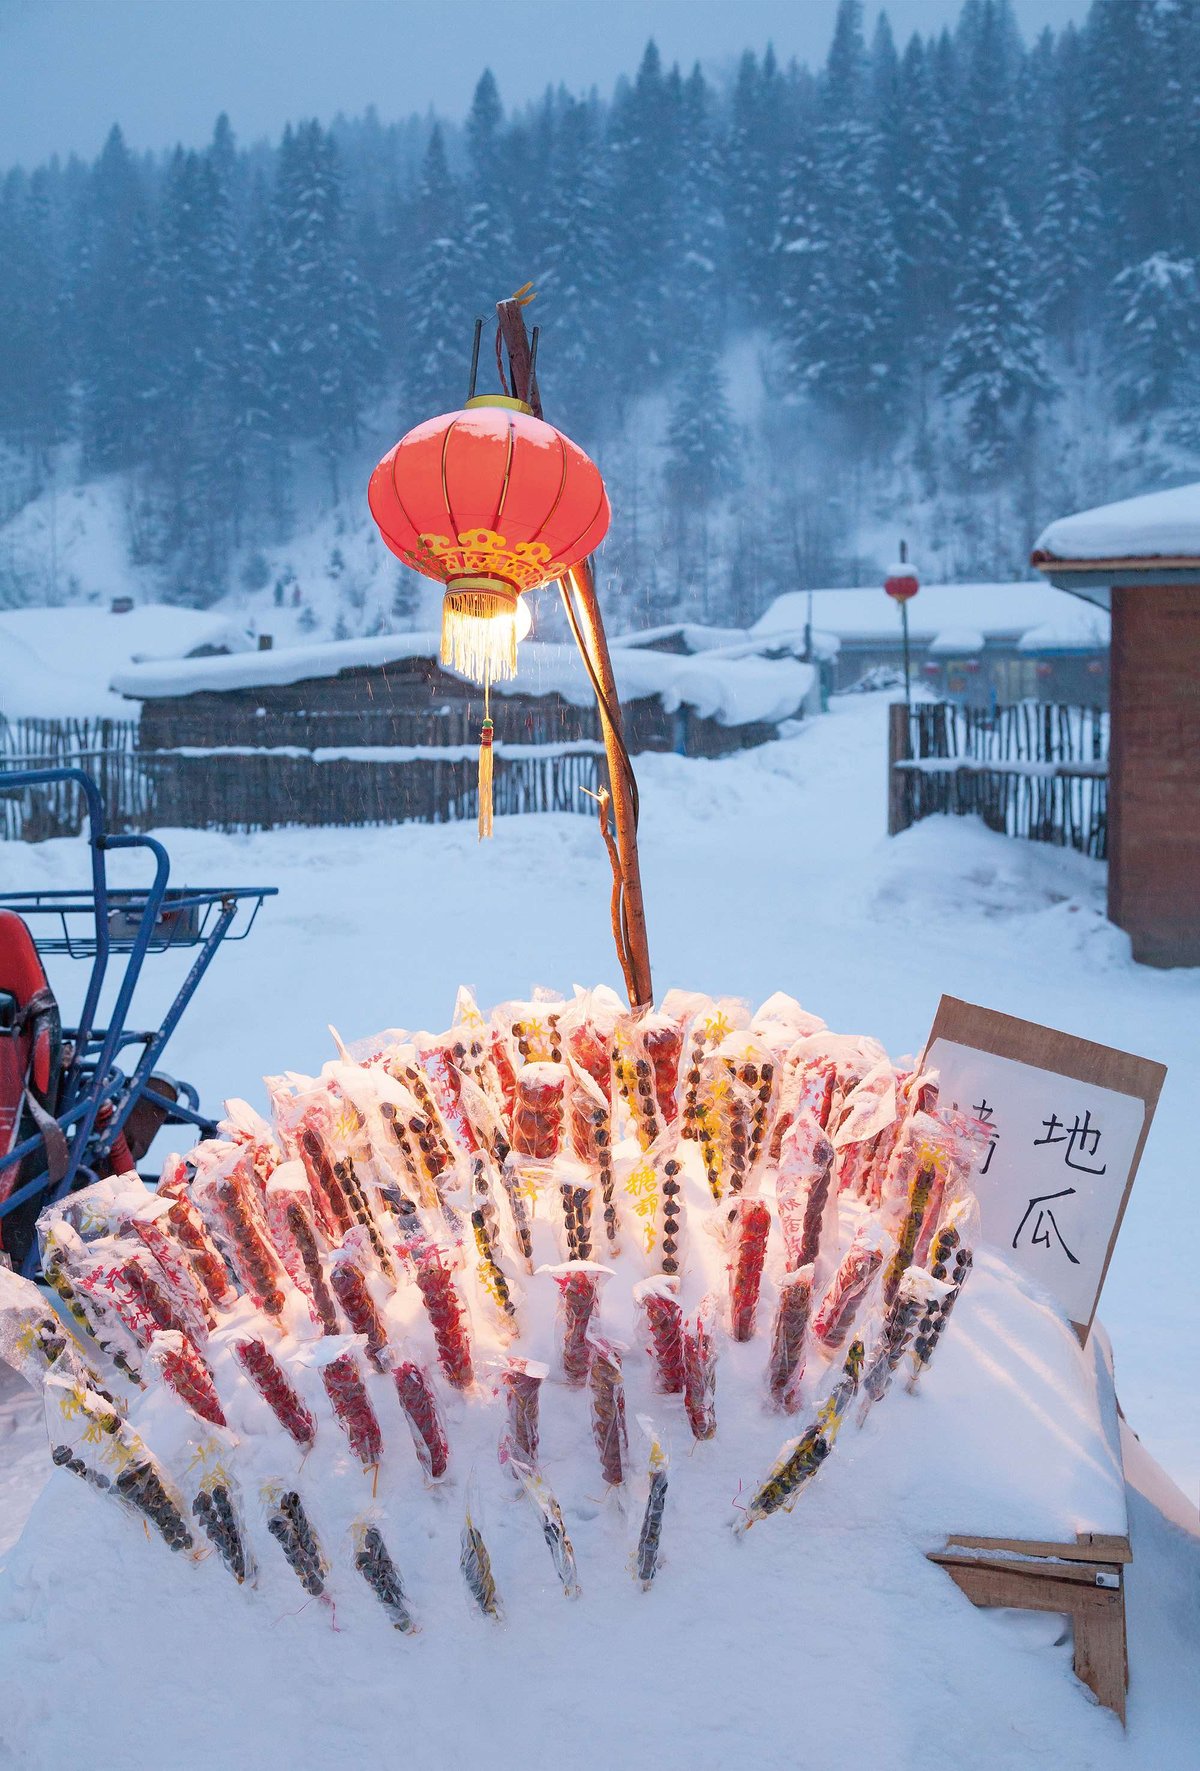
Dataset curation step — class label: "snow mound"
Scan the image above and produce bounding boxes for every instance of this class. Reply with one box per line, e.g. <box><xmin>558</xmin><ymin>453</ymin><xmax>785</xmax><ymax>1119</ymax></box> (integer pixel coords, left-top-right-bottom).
<box><xmin>0</xmin><ymin>605</ymin><xmax>253</xmax><ymax>719</ymax></box>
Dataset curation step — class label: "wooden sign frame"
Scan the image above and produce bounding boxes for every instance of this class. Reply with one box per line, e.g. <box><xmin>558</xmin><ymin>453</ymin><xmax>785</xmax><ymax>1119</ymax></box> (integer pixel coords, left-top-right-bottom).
<box><xmin>922</xmin><ymin>995</ymin><xmax>1166</xmax><ymax>1341</ymax></box>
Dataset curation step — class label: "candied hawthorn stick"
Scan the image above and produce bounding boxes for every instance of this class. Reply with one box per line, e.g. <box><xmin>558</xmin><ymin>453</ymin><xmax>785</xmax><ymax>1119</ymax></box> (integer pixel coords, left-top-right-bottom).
<box><xmin>501</xmin><ymin>1357</ymin><xmax>545</xmax><ymax>1468</ymax></box>
<box><xmin>116</xmin><ymin>1457</ymin><xmax>195</xmax><ymax>1552</ymax></box>
<box><xmin>767</xmin><ymin>1265</ymin><xmax>813</xmax><ymax>1409</ymax></box>
<box><xmin>392</xmin><ymin>1359</ymin><xmax>450</xmax><ymax>1479</ymax></box>
<box><xmin>410</xmin><ymin>1238</ymin><xmax>474</xmax><ymax>1391</ymax></box>
<box><xmin>738</xmin><ymin>1340</ymin><xmax>864</xmax><ymax>1533</ymax></box>
<box><xmin>335</xmin><ymin>1157</ymin><xmax>396</xmax><ymax>1279</ymax></box>
<box><xmin>193</xmin><ymin>1481</ymin><xmax>251</xmax><ymax>1585</ymax></box>
<box><xmin>130</xmin><ymin>1204</ymin><xmax>215</xmax><ymax>1337</ymax></box>
<box><xmin>729</xmin><ymin>1197</ymin><xmax>771</xmax><ymax>1342</ymax></box>
<box><xmin>882</xmin><ymin>1155</ymin><xmax>937</xmax><ymax>1306</ymax></box>
<box><xmin>811</xmin><ymin>1229</ymin><xmax>886</xmax><ymax>1352</ymax></box>
<box><xmin>642</xmin><ymin>1018</ymin><xmax>683</xmax><ymax>1125</ymax></box>
<box><xmin>858</xmin><ymin>1269</ymin><xmax>933</xmax><ymax>1423</ymax></box>
<box><xmin>907</xmin><ymin>1230</ymin><xmax>974</xmax><ymax>1391</ymax></box>
<box><xmin>211</xmin><ymin>1176</ymin><xmax>287</xmax><ymax>1316</ymax></box>
<box><xmin>460</xmin><ymin>1506</ymin><xmax>502</xmax><ymax>1620</ymax></box>
<box><xmin>512</xmin><ymin>1063</ymin><xmax>566</xmax><ymax>1161</ymax></box>
<box><xmin>513</xmin><ymin>1461</ymin><xmax>580</xmax><ymax>1598</ymax></box>
<box><xmin>43</xmin><ymin>1249</ymin><xmax>141</xmax><ymax>1383</ymax></box>
<box><xmin>119</xmin><ymin>1254</ymin><xmax>192</xmax><ymax>1341</ymax></box>
<box><xmin>635</xmin><ymin>1277</ymin><xmax>685</xmax><ymax>1395</ymax></box>
<box><xmin>329</xmin><ymin>1253</ymin><xmax>391</xmax><ymax>1373</ymax></box>
<box><xmin>499</xmin><ymin>1164</ymin><xmax>535</xmax><ymax>1272</ymax></box>
<box><xmin>682</xmin><ymin>1304</ymin><xmax>717</xmax><ymax>1442</ymax></box>
<box><xmin>559</xmin><ymin>1179</ymin><xmax>594</xmax><ymax>1263</ymax></box>
<box><xmin>321</xmin><ymin>1349</ymin><xmax>383</xmax><ymax>1468</ymax></box>
<box><xmin>148</xmin><ymin>1330</ymin><xmax>226</xmax><ymax>1428</ymax></box>
<box><xmin>589</xmin><ymin>1338</ymin><xmax>628</xmax><ymax>1488</ymax></box>
<box><xmin>158</xmin><ymin>1187</ymin><xmax>235</xmax><ymax>1309</ymax></box>
<box><xmin>355</xmin><ymin>1524</ymin><xmax>418</xmax><ymax>1633</ymax></box>
<box><xmin>285</xmin><ymin>1202</ymin><xmax>341</xmax><ymax>1334</ymax></box>
<box><xmin>266</xmin><ymin>1489</ymin><xmax>326</xmax><ymax>1596</ymax></box>
<box><xmin>635</xmin><ymin>1435</ymin><xmax>670</xmax><ymax>1590</ymax></box>
<box><xmin>234</xmin><ymin>1338</ymin><xmax>316</xmax><ymax>1448</ymax></box>
<box><xmin>659</xmin><ymin>1155</ymin><xmax>682</xmax><ymax>1277</ymax></box>
<box><xmin>554</xmin><ymin>1267</ymin><xmax>601</xmax><ymax>1387</ymax></box>
<box><xmin>299</xmin><ymin>1122</ymin><xmax>354</xmax><ymax>1239</ymax></box>
<box><xmin>471</xmin><ymin>1157</ymin><xmax>517</xmax><ymax>1327</ymax></box>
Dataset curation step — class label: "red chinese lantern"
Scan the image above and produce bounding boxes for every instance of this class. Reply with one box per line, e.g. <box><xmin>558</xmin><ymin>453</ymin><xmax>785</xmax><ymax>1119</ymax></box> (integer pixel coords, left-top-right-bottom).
<box><xmin>922</xmin><ymin>660</ymin><xmax>941</xmax><ymax>676</ymax></box>
<box><xmin>368</xmin><ymin>394</ymin><xmax>610</xmax><ymax>689</ymax></box>
<box><xmin>884</xmin><ymin>565</ymin><xmax>919</xmax><ymax>602</ymax></box>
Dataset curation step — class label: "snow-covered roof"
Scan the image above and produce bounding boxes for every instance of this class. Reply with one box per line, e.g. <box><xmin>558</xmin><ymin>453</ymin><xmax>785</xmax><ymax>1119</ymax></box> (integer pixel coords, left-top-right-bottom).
<box><xmin>112</xmin><ymin>633</ymin><xmax>815</xmax><ymax>728</ymax></box>
<box><xmin>754</xmin><ymin>581</ymin><xmax>1109</xmax><ymax>649</ymax></box>
<box><xmin>493</xmin><ymin>643</ymin><xmax>815</xmax><ymax>727</ymax></box>
<box><xmin>1033</xmin><ymin>482</ymin><xmax>1200</xmax><ymax>562</ymax></box>
<box><xmin>112</xmin><ymin>632</ymin><xmax>443</xmax><ymax>700</ymax></box>
<box><xmin>1018</xmin><ymin>612</ymin><xmax>1110</xmax><ymax>654</ymax></box>
<box><xmin>0</xmin><ymin>604</ymin><xmax>253</xmax><ymax>719</ymax></box>
<box><xmin>610</xmin><ymin>623</ymin><xmax>749</xmax><ymax>654</ymax></box>
<box><xmin>929</xmin><ymin>627</ymin><xmax>985</xmax><ymax>656</ymax></box>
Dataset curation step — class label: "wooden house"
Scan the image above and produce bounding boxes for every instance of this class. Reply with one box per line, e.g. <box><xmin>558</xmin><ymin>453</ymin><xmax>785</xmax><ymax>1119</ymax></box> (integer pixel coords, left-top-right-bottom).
<box><xmin>1033</xmin><ymin>483</ymin><xmax>1200</xmax><ymax>968</ymax></box>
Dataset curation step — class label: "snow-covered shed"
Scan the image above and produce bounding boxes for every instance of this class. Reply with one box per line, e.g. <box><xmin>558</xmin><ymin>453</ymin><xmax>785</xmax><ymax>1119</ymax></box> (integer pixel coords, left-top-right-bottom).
<box><xmin>1034</xmin><ymin>482</ymin><xmax>1200</xmax><ymax>967</ymax></box>
<box><xmin>753</xmin><ymin>581</ymin><xmax>1109</xmax><ymax>704</ymax></box>
<box><xmin>112</xmin><ymin>633</ymin><xmax>815</xmax><ymax>759</ymax></box>
<box><xmin>0</xmin><ymin>604</ymin><xmax>253</xmax><ymax>720</ymax></box>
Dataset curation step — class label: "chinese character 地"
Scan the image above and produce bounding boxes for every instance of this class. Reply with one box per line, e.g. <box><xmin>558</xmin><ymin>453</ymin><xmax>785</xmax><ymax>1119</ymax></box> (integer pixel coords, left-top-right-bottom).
<box><xmin>1033</xmin><ymin>1108</ymin><xmax>1107</xmax><ymax>1176</ymax></box>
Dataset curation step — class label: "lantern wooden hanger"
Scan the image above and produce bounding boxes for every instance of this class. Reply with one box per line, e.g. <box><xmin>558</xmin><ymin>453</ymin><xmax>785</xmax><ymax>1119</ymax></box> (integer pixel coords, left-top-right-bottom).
<box><xmin>367</xmin><ymin>293</ymin><xmax>653</xmax><ymax>1012</ymax></box>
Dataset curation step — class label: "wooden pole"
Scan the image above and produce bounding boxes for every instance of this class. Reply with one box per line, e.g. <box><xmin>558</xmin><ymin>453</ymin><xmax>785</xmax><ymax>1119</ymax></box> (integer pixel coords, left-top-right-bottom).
<box><xmin>495</xmin><ymin>292</ymin><xmax>653</xmax><ymax>1009</ymax></box>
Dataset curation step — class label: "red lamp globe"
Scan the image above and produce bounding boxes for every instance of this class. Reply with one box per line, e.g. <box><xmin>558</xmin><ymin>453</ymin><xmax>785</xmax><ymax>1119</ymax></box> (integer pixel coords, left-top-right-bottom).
<box><xmin>884</xmin><ymin>563</ymin><xmax>920</xmax><ymax>602</ymax></box>
<box><xmin>368</xmin><ymin>394</ymin><xmax>610</xmax><ymax>686</ymax></box>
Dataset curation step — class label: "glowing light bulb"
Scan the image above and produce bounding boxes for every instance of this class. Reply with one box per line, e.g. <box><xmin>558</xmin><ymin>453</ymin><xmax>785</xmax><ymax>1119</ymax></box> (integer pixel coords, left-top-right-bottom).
<box><xmin>515</xmin><ymin>594</ymin><xmax>533</xmax><ymax>644</ymax></box>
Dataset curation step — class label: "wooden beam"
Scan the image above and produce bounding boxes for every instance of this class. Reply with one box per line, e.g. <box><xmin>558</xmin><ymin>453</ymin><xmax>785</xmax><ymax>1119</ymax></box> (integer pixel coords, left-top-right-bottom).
<box><xmin>944</xmin><ymin>1532</ymin><xmax>1132</xmax><ymax>1565</ymax></box>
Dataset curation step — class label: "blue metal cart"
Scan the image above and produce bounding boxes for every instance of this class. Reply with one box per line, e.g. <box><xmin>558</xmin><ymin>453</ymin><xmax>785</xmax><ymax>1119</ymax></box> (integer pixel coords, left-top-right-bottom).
<box><xmin>0</xmin><ymin>765</ymin><xmax>276</xmax><ymax>1275</ymax></box>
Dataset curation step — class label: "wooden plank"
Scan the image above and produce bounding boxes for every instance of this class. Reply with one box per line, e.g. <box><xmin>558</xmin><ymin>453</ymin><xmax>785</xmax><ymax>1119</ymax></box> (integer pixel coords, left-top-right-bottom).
<box><xmin>930</xmin><ymin>1551</ymin><xmax>1118</xmax><ymax>1589</ymax></box>
<box><xmin>1074</xmin><ymin>1598</ymin><xmax>1128</xmax><ymax>1724</ymax></box>
<box><xmin>933</xmin><ymin>1556</ymin><xmax>1120</xmax><ymax>1613</ymax></box>
<box><xmin>944</xmin><ymin>1532</ymin><xmax>1132</xmax><ymax>1565</ymax></box>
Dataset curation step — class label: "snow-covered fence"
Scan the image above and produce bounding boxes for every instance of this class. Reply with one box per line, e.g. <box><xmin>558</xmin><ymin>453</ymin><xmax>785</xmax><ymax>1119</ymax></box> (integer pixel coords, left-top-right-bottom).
<box><xmin>888</xmin><ymin>701</ymin><xmax>1108</xmax><ymax>859</ymax></box>
<box><xmin>0</xmin><ymin>716</ymin><xmax>602</xmax><ymax>837</ymax></box>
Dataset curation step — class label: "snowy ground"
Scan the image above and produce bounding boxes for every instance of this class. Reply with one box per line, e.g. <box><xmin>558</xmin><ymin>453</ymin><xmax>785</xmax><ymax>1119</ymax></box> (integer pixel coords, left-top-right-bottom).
<box><xmin>0</xmin><ymin>690</ymin><xmax>1197</xmax><ymax>1765</ymax></box>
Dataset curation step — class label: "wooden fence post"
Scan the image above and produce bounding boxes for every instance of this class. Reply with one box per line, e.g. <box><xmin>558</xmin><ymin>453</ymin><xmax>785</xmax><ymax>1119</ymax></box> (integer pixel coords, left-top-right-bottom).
<box><xmin>887</xmin><ymin>701</ymin><xmax>913</xmax><ymax>836</ymax></box>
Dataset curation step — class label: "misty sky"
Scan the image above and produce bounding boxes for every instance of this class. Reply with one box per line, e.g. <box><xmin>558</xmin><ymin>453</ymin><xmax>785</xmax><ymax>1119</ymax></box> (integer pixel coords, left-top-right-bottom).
<box><xmin>0</xmin><ymin>0</ymin><xmax>1086</xmax><ymax>168</ymax></box>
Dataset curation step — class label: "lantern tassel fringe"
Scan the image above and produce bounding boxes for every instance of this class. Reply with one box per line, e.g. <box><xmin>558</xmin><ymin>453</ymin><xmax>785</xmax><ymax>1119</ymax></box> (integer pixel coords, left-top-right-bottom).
<box><xmin>441</xmin><ymin>600</ymin><xmax>519</xmax><ymax>686</ymax></box>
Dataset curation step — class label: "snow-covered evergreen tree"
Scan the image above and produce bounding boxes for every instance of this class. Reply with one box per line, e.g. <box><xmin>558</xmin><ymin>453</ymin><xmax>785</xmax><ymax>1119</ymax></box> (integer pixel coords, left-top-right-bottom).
<box><xmin>1107</xmin><ymin>252</ymin><xmax>1199</xmax><ymax>418</ymax></box>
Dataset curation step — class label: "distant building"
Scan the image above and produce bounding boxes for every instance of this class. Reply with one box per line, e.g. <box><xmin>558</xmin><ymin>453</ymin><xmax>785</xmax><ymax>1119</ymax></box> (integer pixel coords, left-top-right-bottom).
<box><xmin>752</xmin><ymin>581</ymin><xmax>1110</xmax><ymax>706</ymax></box>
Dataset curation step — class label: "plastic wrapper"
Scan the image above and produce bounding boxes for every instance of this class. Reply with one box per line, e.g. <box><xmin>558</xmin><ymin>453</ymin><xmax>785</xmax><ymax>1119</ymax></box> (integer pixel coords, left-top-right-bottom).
<box><xmin>511</xmin><ymin>1061</ymin><xmax>566</xmax><ymax>1162</ymax></box>
<box><xmin>219</xmin><ymin>1096</ymin><xmax>280</xmax><ymax>1198</ymax></box>
<box><xmin>390</xmin><ymin>1049</ymin><xmax>458</xmax><ymax>1184</ymax></box>
<box><xmin>908</xmin><ymin>1210</ymin><xmax>975</xmax><ymax>1390</ymax></box>
<box><xmin>635</xmin><ymin>1276</ymin><xmax>685</xmax><ymax>1394</ymax></box>
<box><xmin>38</xmin><ymin>1223</ymin><xmax>143</xmax><ymax>1383</ymax></box>
<box><xmin>0</xmin><ymin>1266</ymin><xmax>116</xmax><ymax>1400</ymax></box>
<box><xmin>566</xmin><ymin>1059</ymin><xmax>619</xmax><ymax>1252</ymax></box>
<box><xmin>417</xmin><ymin>1033</ymin><xmax>483</xmax><ymax>1155</ymax></box>
<box><xmin>639</xmin><ymin>1012</ymin><xmax>684</xmax><ymax>1126</ymax></box>
<box><xmin>858</xmin><ymin>1267</ymin><xmax>947</xmax><ymax>1424</ymax></box>
<box><xmin>460</xmin><ymin>1494</ymin><xmax>502</xmax><ymax>1620</ymax></box>
<box><xmin>354</xmin><ymin>1520</ymin><xmax>418</xmax><ymax>1632</ymax></box>
<box><xmin>470</xmin><ymin>1155</ymin><xmax>518</xmax><ymax>1329</ymax></box>
<box><xmin>635</xmin><ymin>1423</ymin><xmax>669</xmax><ymax>1589</ymax></box>
<box><xmin>588</xmin><ymin>1335</ymin><xmax>627</xmax><ymax>1487</ymax></box>
<box><xmin>767</xmin><ymin>1264</ymin><xmax>814</xmax><ymax>1410</ymax></box>
<box><xmin>561</xmin><ymin>987</ymin><xmax>620</xmax><ymax>1098</ymax></box>
<box><xmin>613</xmin><ymin>1021</ymin><xmax>665</xmax><ymax>1151</ymax></box>
<box><xmin>681</xmin><ymin>1299</ymin><xmax>718</xmax><ymax>1441</ymax></box>
<box><xmin>263</xmin><ymin>1484</ymin><xmax>327</xmax><ymax>1597</ymax></box>
<box><xmin>547</xmin><ymin>1261</ymin><xmax>609</xmax><ymax>1386</ymax></box>
<box><xmin>811</xmin><ymin>1224</ymin><xmax>890</xmax><ymax>1352</ymax></box>
<box><xmin>407</xmin><ymin>1234</ymin><xmax>475</xmax><ymax>1390</ymax></box>
<box><xmin>191</xmin><ymin>1149</ymin><xmax>291</xmax><ymax>1317</ymax></box>
<box><xmin>774</xmin><ymin>1111</ymin><xmax>836</xmax><ymax>1274</ymax></box>
<box><xmin>263</xmin><ymin>1161</ymin><xmax>335</xmax><ymax>1329</ymax></box>
<box><xmin>392</xmin><ymin>1358</ymin><xmax>450</xmax><ymax>1479</ymax></box>
<box><xmin>146</xmin><ymin>1329</ymin><xmax>227</xmax><ymax>1427</ymax></box>
<box><xmin>881</xmin><ymin>1152</ymin><xmax>939</xmax><ymax>1307</ymax></box>
<box><xmin>729</xmin><ymin>1196</ymin><xmax>771</xmax><ymax>1342</ymax></box>
<box><xmin>691</xmin><ymin>1051</ymin><xmax>756</xmax><ymax>1200</ymax></box>
<box><xmin>45</xmin><ymin>1373</ymin><xmax>193</xmax><ymax>1552</ymax></box>
<box><xmin>155</xmin><ymin>1160</ymin><xmax>237</xmax><ymax>1309</ymax></box>
<box><xmin>80</xmin><ymin>1238</ymin><xmax>196</xmax><ymax>1348</ymax></box>
<box><xmin>512</xmin><ymin>1459</ymin><xmax>580</xmax><ymax>1598</ymax></box>
<box><xmin>671</xmin><ymin>992</ymin><xmax>750</xmax><ymax>1142</ymax></box>
<box><xmin>500</xmin><ymin>1355</ymin><xmax>546</xmax><ymax>1468</ymax></box>
<box><xmin>329</xmin><ymin>1241</ymin><xmax>392</xmax><ymax>1372</ymax></box>
<box><xmin>500</xmin><ymin>998</ymin><xmax>565</xmax><ymax>1066</ymax></box>
<box><xmin>233</xmin><ymin>1337</ymin><xmax>316</xmax><ymax>1448</ymax></box>
<box><xmin>188</xmin><ymin>1435</ymin><xmax>255</xmax><ymax>1585</ymax></box>
<box><xmin>736</xmin><ymin>1339</ymin><xmax>864</xmax><ymax>1533</ymax></box>
<box><xmin>129</xmin><ymin>1195</ymin><xmax>215</xmax><ymax>1341</ymax></box>
<box><xmin>498</xmin><ymin>1161</ymin><xmax>536</xmax><ymax>1273</ymax></box>
<box><xmin>315</xmin><ymin>1340</ymin><xmax>384</xmax><ymax>1469</ymax></box>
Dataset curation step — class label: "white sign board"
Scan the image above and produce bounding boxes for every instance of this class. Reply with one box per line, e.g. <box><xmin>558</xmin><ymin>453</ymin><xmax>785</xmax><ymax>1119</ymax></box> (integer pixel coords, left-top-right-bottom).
<box><xmin>923</xmin><ymin>998</ymin><xmax>1166</xmax><ymax>1339</ymax></box>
